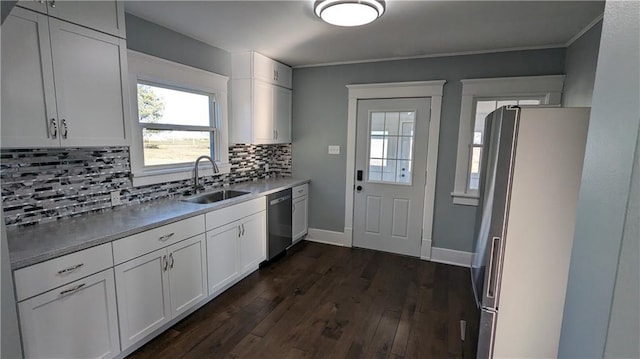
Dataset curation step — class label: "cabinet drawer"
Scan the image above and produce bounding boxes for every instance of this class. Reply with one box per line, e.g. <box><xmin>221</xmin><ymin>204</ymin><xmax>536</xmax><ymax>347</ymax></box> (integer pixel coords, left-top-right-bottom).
<box><xmin>14</xmin><ymin>243</ymin><xmax>113</xmax><ymax>301</ymax></box>
<box><xmin>292</xmin><ymin>184</ymin><xmax>308</xmax><ymax>199</ymax></box>
<box><xmin>112</xmin><ymin>215</ymin><xmax>205</xmax><ymax>265</ymax></box>
<box><xmin>206</xmin><ymin>197</ymin><xmax>266</xmax><ymax>231</ymax></box>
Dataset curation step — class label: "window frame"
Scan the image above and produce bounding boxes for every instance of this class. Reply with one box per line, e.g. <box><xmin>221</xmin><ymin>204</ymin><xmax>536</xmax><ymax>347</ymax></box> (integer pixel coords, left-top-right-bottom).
<box><xmin>452</xmin><ymin>75</ymin><xmax>565</xmax><ymax>206</ymax></box>
<box><xmin>127</xmin><ymin>51</ymin><xmax>230</xmax><ymax>187</ymax></box>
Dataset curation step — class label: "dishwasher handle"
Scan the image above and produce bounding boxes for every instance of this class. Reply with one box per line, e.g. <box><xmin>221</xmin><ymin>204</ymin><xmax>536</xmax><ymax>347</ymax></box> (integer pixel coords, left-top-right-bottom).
<box><xmin>269</xmin><ymin>195</ymin><xmax>291</xmax><ymax>205</ymax></box>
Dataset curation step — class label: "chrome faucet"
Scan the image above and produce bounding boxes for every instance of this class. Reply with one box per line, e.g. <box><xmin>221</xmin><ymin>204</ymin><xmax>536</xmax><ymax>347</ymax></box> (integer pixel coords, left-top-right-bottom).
<box><xmin>193</xmin><ymin>155</ymin><xmax>219</xmax><ymax>193</ymax></box>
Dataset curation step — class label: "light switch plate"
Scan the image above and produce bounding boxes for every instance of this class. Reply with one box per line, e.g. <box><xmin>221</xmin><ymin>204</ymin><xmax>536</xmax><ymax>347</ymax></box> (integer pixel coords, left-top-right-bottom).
<box><xmin>328</xmin><ymin>145</ymin><xmax>340</xmax><ymax>155</ymax></box>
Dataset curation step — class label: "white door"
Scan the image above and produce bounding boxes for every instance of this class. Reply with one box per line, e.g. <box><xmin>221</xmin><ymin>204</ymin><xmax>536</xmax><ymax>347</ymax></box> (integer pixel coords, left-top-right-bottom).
<box><xmin>18</xmin><ymin>269</ymin><xmax>120</xmax><ymax>359</ymax></box>
<box><xmin>292</xmin><ymin>195</ymin><xmax>308</xmax><ymax>242</ymax></box>
<box><xmin>49</xmin><ymin>19</ymin><xmax>127</xmax><ymax>147</ymax></box>
<box><xmin>1</xmin><ymin>8</ymin><xmax>59</xmax><ymax>148</ymax></box>
<box><xmin>353</xmin><ymin>98</ymin><xmax>431</xmax><ymax>257</ymax></box>
<box><xmin>167</xmin><ymin>234</ymin><xmax>207</xmax><ymax>317</ymax></box>
<box><xmin>252</xmin><ymin>81</ymin><xmax>275</xmax><ymax>143</ymax></box>
<box><xmin>239</xmin><ymin>211</ymin><xmax>267</xmax><ymax>274</ymax></box>
<box><xmin>115</xmin><ymin>248</ymin><xmax>171</xmax><ymax>350</ymax></box>
<box><xmin>206</xmin><ymin>222</ymin><xmax>240</xmax><ymax>296</ymax></box>
<box><xmin>273</xmin><ymin>86</ymin><xmax>292</xmax><ymax>143</ymax></box>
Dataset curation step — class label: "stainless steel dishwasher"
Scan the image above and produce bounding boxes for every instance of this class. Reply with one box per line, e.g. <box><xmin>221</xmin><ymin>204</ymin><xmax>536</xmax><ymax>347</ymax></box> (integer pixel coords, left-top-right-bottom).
<box><xmin>266</xmin><ymin>189</ymin><xmax>292</xmax><ymax>260</ymax></box>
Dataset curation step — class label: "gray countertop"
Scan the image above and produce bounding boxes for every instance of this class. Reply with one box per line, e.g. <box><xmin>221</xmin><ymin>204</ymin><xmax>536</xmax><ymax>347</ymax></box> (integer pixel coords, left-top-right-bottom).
<box><xmin>7</xmin><ymin>177</ymin><xmax>309</xmax><ymax>270</ymax></box>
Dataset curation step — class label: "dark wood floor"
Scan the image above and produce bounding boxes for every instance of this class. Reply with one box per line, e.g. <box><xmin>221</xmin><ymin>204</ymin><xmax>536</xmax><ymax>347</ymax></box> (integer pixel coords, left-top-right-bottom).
<box><xmin>128</xmin><ymin>241</ymin><xmax>479</xmax><ymax>359</ymax></box>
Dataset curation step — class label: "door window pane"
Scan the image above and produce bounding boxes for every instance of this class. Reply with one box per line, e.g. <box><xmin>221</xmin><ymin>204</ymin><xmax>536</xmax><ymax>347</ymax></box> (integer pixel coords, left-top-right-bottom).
<box><xmin>367</xmin><ymin>111</ymin><xmax>416</xmax><ymax>185</ymax></box>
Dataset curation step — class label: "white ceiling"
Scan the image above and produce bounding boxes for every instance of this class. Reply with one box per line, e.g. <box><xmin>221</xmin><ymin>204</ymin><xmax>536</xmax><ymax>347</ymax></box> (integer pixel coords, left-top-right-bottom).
<box><xmin>124</xmin><ymin>0</ymin><xmax>605</xmax><ymax>67</ymax></box>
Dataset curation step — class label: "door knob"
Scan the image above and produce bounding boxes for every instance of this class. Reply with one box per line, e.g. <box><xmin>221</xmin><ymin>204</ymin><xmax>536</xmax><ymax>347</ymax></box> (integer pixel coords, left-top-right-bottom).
<box><xmin>356</xmin><ymin>185</ymin><xmax>363</xmax><ymax>192</ymax></box>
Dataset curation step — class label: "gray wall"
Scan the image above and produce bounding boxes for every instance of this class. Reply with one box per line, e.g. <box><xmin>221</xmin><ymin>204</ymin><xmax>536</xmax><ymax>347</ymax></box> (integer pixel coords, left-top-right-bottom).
<box><xmin>124</xmin><ymin>13</ymin><xmax>231</xmax><ymax>76</ymax></box>
<box><xmin>292</xmin><ymin>49</ymin><xmax>566</xmax><ymax>252</ymax></box>
<box><xmin>605</xmin><ymin>125</ymin><xmax>639</xmax><ymax>358</ymax></box>
<box><xmin>1</xmin><ymin>1</ymin><xmax>16</xmax><ymax>24</ymax></box>
<box><xmin>559</xmin><ymin>1</ymin><xmax>640</xmax><ymax>357</ymax></box>
<box><xmin>563</xmin><ymin>21</ymin><xmax>602</xmax><ymax>107</ymax></box>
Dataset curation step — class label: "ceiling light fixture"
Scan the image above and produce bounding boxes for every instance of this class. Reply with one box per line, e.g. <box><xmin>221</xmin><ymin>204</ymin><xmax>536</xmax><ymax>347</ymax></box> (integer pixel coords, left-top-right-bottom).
<box><xmin>314</xmin><ymin>0</ymin><xmax>386</xmax><ymax>27</ymax></box>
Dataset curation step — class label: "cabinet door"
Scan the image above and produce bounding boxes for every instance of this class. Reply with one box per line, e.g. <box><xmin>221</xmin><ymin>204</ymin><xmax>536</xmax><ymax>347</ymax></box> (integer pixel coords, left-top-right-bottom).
<box><xmin>239</xmin><ymin>211</ymin><xmax>267</xmax><ymax>274</ymax></box>
<box><xmin>252</xmin><ymin>81</ymin><xmax>275</xmax><ymax>144</ymax></box>
<box><xmin>206</xmin><ymin>222</ymin><xmax>240</xmax><ymax>296</ymax></box>
<box><xmin>18</xmin><ymin>269</ymin><xmax>120</xmax><ymax>359</ymax></box>
<box><xmin>16</xmin><ymin>0</ymin><xmax>49</xmax><ymax>14</ymax></box>
<box><xmin>115</xmin><ymin>248</ymin><xmax>170</xmax><ymax>350</ymax></box>
<box><xmin>273</xmin><ymin>86</ymin><xmax>292</xmax><ymax>143</ymax></box>
<box><xmin>49</xmin><ymin>19</ymin><xmax>128</xmax><ymax>147</ymax></box>
<box><xmin>46</xmin><ymin>0</ymin><xmax>126</xmax><ymax>38</ymax></box>
<box><xmin>273</xmin><ymin>61</ymin><xmax>292</xmax><ymax>89</ymax></box>
<box><xmin>167</xmin><ymin>234</ymin><xmax>207</xmax><ymax>317</ymax></box>
<box><xmin>292</xmin><ymin>196</ymin><xmax>308</xmax><ymax>242</ymax></box>
<box><xmin>1</xmin><ymin>8</ymin><xmax>59</xmax><ymax>148</ymax></box>
<box><xmin>252</xmin><ymin>52</ymin><xmax>275</xmax><ymax>84</ymax></box>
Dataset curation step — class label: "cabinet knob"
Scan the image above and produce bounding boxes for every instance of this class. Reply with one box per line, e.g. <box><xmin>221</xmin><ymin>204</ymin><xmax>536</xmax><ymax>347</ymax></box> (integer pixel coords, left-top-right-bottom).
<box><xmin>49</xmin><ymin>118</ymin><xmax>58</xmax><ymax>139</ymax></box>
<box><xmin>61</xmin><ymin>119</ymin><xmax>68</xmax><ymax>139</ymax></box>
<box><xmin>49</xmin><ymin>0</ymin><xmax>55</xmax><ymax>7</ymax></box>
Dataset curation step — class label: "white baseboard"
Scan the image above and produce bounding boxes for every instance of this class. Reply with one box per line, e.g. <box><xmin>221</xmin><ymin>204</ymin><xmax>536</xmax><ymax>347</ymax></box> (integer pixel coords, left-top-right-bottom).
<box><xmin>430</xmin><ymin>247</ymin><xmax>473</xmax><ymax>267</ymax></box>
<box><xmin>421</xmin><ymin>238</ymin><xmax>432</xmax><ymax>260</ymax></box>
<box><xmin>305</xmin><ymin>228</ymin><xmax>347</xmax><ymax>247</ymax></box>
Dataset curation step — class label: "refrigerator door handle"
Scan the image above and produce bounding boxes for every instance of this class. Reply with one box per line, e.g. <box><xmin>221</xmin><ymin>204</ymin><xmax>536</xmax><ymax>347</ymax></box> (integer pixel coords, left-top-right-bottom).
<box><xmin>486</xmin><ymin>236</ymin><xmax>501</xmax><ymax>298</ymax></box>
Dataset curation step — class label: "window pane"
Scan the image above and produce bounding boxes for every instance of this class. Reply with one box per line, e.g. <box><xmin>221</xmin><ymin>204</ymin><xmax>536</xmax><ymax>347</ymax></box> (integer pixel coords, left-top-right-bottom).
<box><xmin>518</xmin><ymin>99</ymin><xmax>541</xmax><ymax>105</ymax></box>
<box><xmin>143</xmin><ymin>129</ymin><xmax>212</xmax><ymax>166</ymax></box>
<box><xmin>397</xmin><ymin>160</ymin><xmax>412</xmax><ymax>184</ymax></box>
<box><xmin>371</xmin><ymin>112</ymin><xmax>385</xmax><ymax>133</ymax></box>
<box><xmin>382</xmin><ymin>160</ymin><xmax>398</xmax><ymax>182</ymax></box>
<box><xmin>468</xmin><ymin>146</ymin><xmax>482</xmax><ymax>191</ymax></box>
<box><xmin>138</xmin><ymin>83</ymin><xmax>211</xmax><ymax>126</ymax></box>
<box><xmin>474</xmin><ymin>101</ymin><xmax>497</xmax><ymax>145</ymax></box>
<box><xmin>370</xmin><ymin>136</ymin><xmax>386</xmax><ymax>158</ymax></box>
<box><xmin>384</xmin><ymin>112</ymin><xmax>400</xmax><ymax>135</ymax></box>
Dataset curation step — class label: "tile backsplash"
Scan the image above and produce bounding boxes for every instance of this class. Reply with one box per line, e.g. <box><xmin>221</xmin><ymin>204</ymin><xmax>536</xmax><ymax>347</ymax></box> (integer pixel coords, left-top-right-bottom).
<box><xmin>1</xmin><ymin>144</ymin><xmax>291</xmax><ymax>227</ymax></box>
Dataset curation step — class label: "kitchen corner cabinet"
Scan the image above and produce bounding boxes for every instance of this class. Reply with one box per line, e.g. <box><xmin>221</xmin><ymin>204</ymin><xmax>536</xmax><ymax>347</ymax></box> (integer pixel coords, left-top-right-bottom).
<box><xmin>17</xmin><ymin>0</ymin><xmax>126</xmax><ymax>38</ymax></box>
<box><xmin>231</xmin><ymin>51</ymin><xmax>292</xmax><ymax>144</ymax></box>
<box><xmin>292</xmin><ymin>184</ymin><xmax>309</xmax><ymax>243</ymax></box>
<box><xmin>1</xmin><ymin>7</ymin><xmax>129</xmax><ymax>148</ymax></box>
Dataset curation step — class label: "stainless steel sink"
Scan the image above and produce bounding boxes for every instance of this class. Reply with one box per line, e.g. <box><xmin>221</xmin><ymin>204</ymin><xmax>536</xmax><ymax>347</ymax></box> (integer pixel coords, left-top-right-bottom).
<box><xmin>182</xmin><ymin>190</ymin><xmax>251</xmax><ymax>204</ymax></box>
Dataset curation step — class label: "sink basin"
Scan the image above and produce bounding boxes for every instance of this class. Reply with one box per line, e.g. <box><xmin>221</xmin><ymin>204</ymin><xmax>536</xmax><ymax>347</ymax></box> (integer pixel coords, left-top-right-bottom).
<box><xmin>182</xmin><ymin>190</ymin><xmax>251</xmax><ymax>204</ymax></box>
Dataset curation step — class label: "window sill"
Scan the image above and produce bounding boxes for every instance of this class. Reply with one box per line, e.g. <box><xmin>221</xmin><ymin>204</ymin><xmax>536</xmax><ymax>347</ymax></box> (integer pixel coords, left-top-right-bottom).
<box><xmin>131</xmin><ymin>162</ymin><xmax>231</xmax><ymax>187</ymax></box>
<box><xmin>451</xmin><ymin>192</ymin><xmax>479</xmax><ymax>206</ymax></box>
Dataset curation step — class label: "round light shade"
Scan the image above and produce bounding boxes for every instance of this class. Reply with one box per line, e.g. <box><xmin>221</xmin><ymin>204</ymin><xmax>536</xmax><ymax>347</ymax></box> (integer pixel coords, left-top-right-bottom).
<box><xmin>314</xmin><ymin>0</ymin><xmax>386</xmax><ymax>27</ymax></box>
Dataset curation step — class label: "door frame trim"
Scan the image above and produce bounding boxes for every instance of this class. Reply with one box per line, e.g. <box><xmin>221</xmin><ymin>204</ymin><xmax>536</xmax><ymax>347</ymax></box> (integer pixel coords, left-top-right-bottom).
<box><xmin>345</xmin><ymin>80</ymin><xmax>446</xmax><ymax>259</ymax></box>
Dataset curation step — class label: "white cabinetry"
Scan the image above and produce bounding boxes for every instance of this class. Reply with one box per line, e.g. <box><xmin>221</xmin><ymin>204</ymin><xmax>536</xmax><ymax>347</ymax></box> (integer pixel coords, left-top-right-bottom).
<box><xmin>112</xmin><ymin>216</ymin><xmax>206</xmax><ymax>350</ymax></box>
<box><xmin>231</xmin><ymin>51</ymin><xmax>292</xmax><ymax>144</ymax></box>
<box><xmin>14</xmin><ymin>244</ymin><xmax>119</xmax><ymax>359</ymax></box>
<box><xmin>17</xmin><ymin>0</ymin><xmax>126</xmax><ymax>38</ymax></box>
<box><xmin>292</xmin><ymin>184</ymin><xmax>309</xmax><ymax>243</ymax></box>
<box><xmin>1</xmin><ymin>6</ymin><xmax>129</xmax><ymax>148</ymax></box>
<box><xmin>205</xmin><ymin>197</ymin><xmax>266</xmax><ymax>297</ymax></box>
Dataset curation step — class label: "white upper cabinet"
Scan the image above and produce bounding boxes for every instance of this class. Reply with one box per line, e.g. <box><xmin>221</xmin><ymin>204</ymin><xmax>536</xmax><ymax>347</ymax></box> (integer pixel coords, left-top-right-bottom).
<box><xmin>231</xmin><ymin>51</ymin><xmax>292</xmax><ymax>144</ymax></box>
<box><xmin>1</xmin><ymin>5</ymin><xmax>129</xmax><ymax>149</ymax></box>
<box><xmin>17</xmin><ymin>0</ymin><xmax>126</xmax><ymax>38</ymax></box>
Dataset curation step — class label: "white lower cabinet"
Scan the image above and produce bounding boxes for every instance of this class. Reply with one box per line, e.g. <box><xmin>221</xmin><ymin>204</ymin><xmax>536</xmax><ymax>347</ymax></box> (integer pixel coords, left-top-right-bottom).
<box><xmin>239</xmin><ymin>211</ymin><xmax>267</xmax><ymax>274</ymax></box>
<box><xmin>206</xmin><ymin>222</ymin><xmax>240</xmax><ymax>296</ymax></box>
<box><xmin>292</xmin><ymin>184</ymin><xmax>309</xmax><ymax>243</ymax></box>
<box><xmin>206</xmin><ymin>211</ymin><xmax>266</xmax><ymax>297</ymax></box>
<box><xmin>18</xmin><ymin>269</ymin><xmax>120</xmax><ymax>359</ymax></box>
<box><xmin>115</xmin><ymin>234</ymin><xmax>206</xmax><ymax>350</ymax></box>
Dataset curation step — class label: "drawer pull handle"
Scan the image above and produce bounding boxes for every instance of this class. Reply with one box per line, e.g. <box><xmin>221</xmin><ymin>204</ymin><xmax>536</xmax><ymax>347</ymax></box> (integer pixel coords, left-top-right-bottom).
<box><xmin>169</xmin><ymin>253</ymin><xmax>174</xmax><ymax>269</ymax></box>
<box><xmin>159</xmin><ymin>232</ymin><xmax>175</xmax><ymax>241</ymax></box>
<box><xmin>163</xmin><ymin>255</ymin><xmax>168</xmax><ymax>271</ymax></box>
<box><xmin>57</xmin><ymin>263</ymin><xmax>84</xmax><ymax>275</ymax></box>
<box><xmin>59</xmin><ymin>283</ymin><xmax>85</xmax><ymax>296</ymax></box>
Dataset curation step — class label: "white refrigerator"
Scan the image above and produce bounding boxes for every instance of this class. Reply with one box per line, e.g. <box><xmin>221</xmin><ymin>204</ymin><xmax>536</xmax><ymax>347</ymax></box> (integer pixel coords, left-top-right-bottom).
<box><xmin>470</xmin><ymin>106</ymin><xmax>590</xmax><ymax>358</ymax></box>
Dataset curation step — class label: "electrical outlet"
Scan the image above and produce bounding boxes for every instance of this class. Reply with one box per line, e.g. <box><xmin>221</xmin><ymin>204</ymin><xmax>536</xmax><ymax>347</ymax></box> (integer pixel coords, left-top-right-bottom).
<box><xmin>328</xmin><ymin>145</ymin><xmax>340</xmax><ymax>155</ymax></box>
<box><xmin>110</xmin><ymin>191</ymin><xmax>122</xmax><ymax>206</ymax></box>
